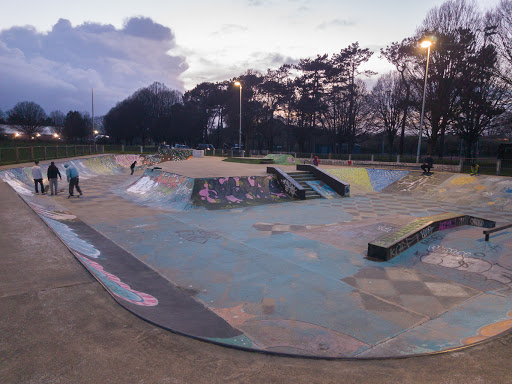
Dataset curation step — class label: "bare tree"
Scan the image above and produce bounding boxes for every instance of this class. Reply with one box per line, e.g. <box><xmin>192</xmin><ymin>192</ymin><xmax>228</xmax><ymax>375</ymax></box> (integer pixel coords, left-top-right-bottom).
<box><xmin>7</xmin><ymin>101</ymin><xmax>47</xmax><ymax>137</ymax></box>
<box><xmin>369</xmin><ymin>72</ymin><xmax>408</xmax><ymax>158</ymax></box>
<box><xmin>49</xmin><ymin>110</ymin><xmax>65</xmax><ymax>135</ymax></box>
<box><xmin>486</xmin><ymin>0</ymin><xmax>512</xmax><ymax>86</ymax></box>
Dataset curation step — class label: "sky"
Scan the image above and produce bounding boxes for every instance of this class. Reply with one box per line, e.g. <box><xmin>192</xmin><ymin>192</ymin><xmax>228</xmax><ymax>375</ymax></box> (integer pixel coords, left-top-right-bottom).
<box><xmin>0</xmin><ymin>0</ymin><xmax>502</xmax><ymax>116</ymax></box>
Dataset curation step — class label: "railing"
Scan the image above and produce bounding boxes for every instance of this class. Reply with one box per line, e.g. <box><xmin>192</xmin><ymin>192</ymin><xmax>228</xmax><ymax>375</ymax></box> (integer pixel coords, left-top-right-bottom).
<box><xmin>0</xmin><ymin>145</ymin><xmax>159</xmax><ymax>165</ymax></box>
<box><xmin>483</xmin><ymin>223</ymin><xmax>512</xmax><ymax>241</ymax></box>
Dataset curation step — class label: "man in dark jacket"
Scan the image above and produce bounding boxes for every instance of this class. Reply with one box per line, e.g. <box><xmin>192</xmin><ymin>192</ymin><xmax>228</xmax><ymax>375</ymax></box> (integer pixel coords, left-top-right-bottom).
<box><xmin>421</xmin><ymin>154</ymin><xmax>434</xmax><ymax>174</ymax></box>
<box><xmin>47</xmin><ymin>161</ymin><xmax>62</xmax><ymax>195</ymax></box>
<box><xmin>130</xmin><ymin>161</ymin><xmax>137</xmax><ymax>175</ymax></box>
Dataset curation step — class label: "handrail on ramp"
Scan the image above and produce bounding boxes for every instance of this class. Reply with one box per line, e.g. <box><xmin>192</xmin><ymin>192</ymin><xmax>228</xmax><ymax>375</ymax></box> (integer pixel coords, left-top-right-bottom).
<box><xmin>484</xmin><ymin>223</ymin><xmax>512</xmax><ymax>241</ymax></box>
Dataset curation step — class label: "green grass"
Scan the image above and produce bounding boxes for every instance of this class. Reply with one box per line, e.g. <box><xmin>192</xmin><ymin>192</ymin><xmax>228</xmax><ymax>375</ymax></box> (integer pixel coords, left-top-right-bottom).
<box><xmin>223</xmin><ymin>157</ymin><xmax>274</xmax><ymax>164</ymax></box>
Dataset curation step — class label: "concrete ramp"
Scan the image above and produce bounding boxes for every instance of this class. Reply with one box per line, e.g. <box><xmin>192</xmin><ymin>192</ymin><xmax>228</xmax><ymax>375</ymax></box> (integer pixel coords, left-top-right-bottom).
<box><xmin>115</xmin><ymin>168</ymin><xmax>194</xmax><ymax>211</ymax></box>
<box><xmin>368</xmin><ymin>213</ymin><xmax>496</xmax><ymax>261</ymax></box>
<box><xmin>190</xmin><ymin>175</ymin><xmax>292</xmax><ymax>210</ymax></box>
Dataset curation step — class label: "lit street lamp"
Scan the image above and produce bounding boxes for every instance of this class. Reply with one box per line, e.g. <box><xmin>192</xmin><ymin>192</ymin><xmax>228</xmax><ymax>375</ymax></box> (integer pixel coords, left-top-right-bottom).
<box><xmin>234</xmin><ymin>81</ymin><xmax>243</xmax><ymax>157</ymax></box>
<box><xmin>416</xmin><ymin>39</ymin><xmax>432</xmax><ymax>164</ymax></box>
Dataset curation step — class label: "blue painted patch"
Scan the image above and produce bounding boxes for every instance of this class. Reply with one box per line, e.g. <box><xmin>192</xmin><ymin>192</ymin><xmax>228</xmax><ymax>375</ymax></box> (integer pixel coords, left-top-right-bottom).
<box><xmin>305</xmin><ymin>180</ymin><xmax>338</xmax><ymax>199</ymax></box>
<box><xmin>367</xmin><ymin>169</ymin><xmax>409</xmax><ymax>192</ymax></box>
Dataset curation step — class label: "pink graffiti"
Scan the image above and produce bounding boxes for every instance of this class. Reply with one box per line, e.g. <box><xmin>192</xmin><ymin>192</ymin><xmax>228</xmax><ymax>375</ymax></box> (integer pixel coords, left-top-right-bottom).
<box><xmin>234</xmin><ymin>177</ymin><xmax>240</xmax><ymax>186</ymax></box>
<box><xmin>271</xmin><ymin>192</ymin><xmax>286</xmax><ymax>197</ymax></box>
<box><xmin>246</xmin><ymin>193</ymin><xmax>254</xmax><ymax>200</ymax></box>
<box><xmin>219</xmin><ymin>178</ymin><xmax>228</xmax><ymax>185</ymax></box>
<box><xmin>199</xmin><ymin>183</ymin><xmax>218</xmax><ymax>203</ymax></box>
<box><xmin>226</xmin><ymin>195</ymin><xmax>243</xmax><ymax>203</ymax></box>
<box><xmin>439</xmin><ymin>220</ymin><xmax>456</xmax><ymax>231</ymax></box>
<box><xmin>78</xmin><ymin>255</ymin><xmax>158</xmax><ymax>306</ymax></box>
<box><xmin>248</xmin><ymin>177</ymin><xmax>256</xmax><ymax>187</ymax></box>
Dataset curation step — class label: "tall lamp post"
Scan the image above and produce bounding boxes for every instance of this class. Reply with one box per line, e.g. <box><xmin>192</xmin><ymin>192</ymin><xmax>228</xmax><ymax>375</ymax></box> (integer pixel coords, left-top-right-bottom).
<box><xmin>416</xmin><ymin>40</ymin><xmax>432</xmax><ymax>164</ymax></box>
<box><xmin>234</xmin><ymin>81</ymin><xmax>243</xmax><ymax>157</ymax></box>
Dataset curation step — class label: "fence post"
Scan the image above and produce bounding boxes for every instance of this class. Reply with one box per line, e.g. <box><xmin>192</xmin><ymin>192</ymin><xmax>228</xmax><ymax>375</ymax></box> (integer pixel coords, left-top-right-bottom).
<box><xmin>74</xmin><ymin>146</ymin><xmax>77</xmax><ymax>157</ymax></box>
<box><xmin>459</xmin><ymin>158</ymin><xmax>464</xmax><ymax>173</ymax></box>
<box><xmin>140</xmin><ymin>146</ymin><xmax>143</xmax><ymax>154</ymax></box>
<box><xmin>397</xmin><ymin>154</ymin><xmax>400</xmax><ymax>163</ymax></box>
<box><xmin>15</xmin><ymin>147</ymin><xmax>19</xmax><ymax>163</ymax></box>
<box><xmin>349</xmin><ymin>154</ymin><xmax>352</xmax><ymax>161</ymax></box>
<box><xmin>65</xmin><ymin>146</ymin><xmax>68</xmax><ymax>157</ymax></box>
<box><xmin>44</xmin><ymin>146</ymin><xmax>47</xmax><ymax>160</ymax></box>
<box><xmin>497</xmin><ymin>159</ymin><xmax>501</xmax><ymax>176</ymax></box>
<box><xmin>30</xmin><ymin>147</ymin><xmax>34</xmax><ymax>161</ymax></box>
<box><xmin>56</xmin><ymin>146</ymin><xmax>58</xmax><ymax>158</ymax></box>
<box><xmin>371</xmin><ymin>154</ymin><xmax>374</xmax><ymax>162</ymax></box>
<box><xmin>89</xmin><ymin>145</ymin><xmax>92</xmax><ymax>155</ymax></box>
<box><xmin>102</xmin><ymin>145</ymin><xmax>105</xmax><ymax>154</ymax></box>
<box><xmin>122</xmin><ymin>144</ymin><xmax>125</xmax><ymax>153</ymax></box>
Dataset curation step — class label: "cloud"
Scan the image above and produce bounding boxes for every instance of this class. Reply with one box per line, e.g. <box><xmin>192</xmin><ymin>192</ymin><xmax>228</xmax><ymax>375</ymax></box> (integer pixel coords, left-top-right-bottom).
<box><xmin>0</xmin><ymin>17</ymin><xmax>187</xmax><ymax>115</ymax></box>
<box><xmin>212</xmin><ymin>24</ymin><xmax>249</xmax><ymax>36</ymax></box>
<box><xmin>317</xmin><ymin>19</ymin><xmax>356</xmax><ymax>30</ymax></box>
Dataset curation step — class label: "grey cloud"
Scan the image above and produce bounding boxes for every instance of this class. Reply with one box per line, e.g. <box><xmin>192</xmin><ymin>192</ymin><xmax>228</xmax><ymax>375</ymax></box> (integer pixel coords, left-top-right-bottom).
<box><xmin>317</xmin><ymin>19</ymin><xmax>356</xmax><ymax>30</ymax></box>
<box><xmin>0</xmin><ymin>17</ymin><xmax>187</xmax><ymax>115</ymax></box>
<box><xmin>123</xmin><ymin>17</ymin><xmax>174</xmax><ymax>41</ymax></box>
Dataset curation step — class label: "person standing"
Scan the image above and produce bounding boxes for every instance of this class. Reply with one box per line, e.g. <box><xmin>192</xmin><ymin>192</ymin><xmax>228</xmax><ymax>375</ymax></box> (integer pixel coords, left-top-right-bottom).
<box><xmin>313</xmin><ymin>156</ymin><xmax>320</xmax><ymax>166</ymax></box>
<box><xmin>47</xmin><ymin>161</ymin><xmax>62</xmax><ymax>195</ymax></box>
<box><xmin>64</xmin><ymin>163</ymin><xmax>83</xmax><ymax>198</ymax></box>
<box><xmin>130</xmin><ymin>161</ymin><xmax>137</xmax><ymax>175</ymax></box>
<box><xmin>31</xmin><ymin>161</ymin><xmax>45</xmax><ymax>194</ymax></box>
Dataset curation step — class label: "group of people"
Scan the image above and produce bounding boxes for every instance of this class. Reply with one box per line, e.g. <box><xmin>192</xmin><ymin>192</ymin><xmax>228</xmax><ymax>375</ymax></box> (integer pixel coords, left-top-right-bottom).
<box><xmin>31</xmin><ymin>160</ymin><xmax>138</xmax><ymax>198</ymax></box>
<box><xmin>31</xmin><ymin>161</ymin><xmax>82</xmax><ymax>198</ymax></box>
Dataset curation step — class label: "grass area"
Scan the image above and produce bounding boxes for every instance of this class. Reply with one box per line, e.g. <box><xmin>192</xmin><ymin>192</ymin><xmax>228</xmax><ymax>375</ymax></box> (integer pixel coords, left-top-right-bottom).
<box><xmin>223</xmin><ymin>157</ymin><xmax>274</xmax><ymax>164</ymax></box>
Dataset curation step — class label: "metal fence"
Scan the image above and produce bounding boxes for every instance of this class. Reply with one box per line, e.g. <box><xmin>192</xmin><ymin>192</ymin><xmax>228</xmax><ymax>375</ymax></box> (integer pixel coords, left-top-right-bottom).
<box><xmin>0</xmin><ymin>145</ymin><xmax>159</xmax><ymax>165</ymax></box>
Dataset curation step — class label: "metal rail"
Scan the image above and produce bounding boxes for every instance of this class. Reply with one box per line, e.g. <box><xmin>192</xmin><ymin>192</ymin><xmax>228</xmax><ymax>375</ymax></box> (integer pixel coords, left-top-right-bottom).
<box><xmin>484</xmin><ymin>223</ymin><xmax>512</xmax><ymax>241</ymax></box>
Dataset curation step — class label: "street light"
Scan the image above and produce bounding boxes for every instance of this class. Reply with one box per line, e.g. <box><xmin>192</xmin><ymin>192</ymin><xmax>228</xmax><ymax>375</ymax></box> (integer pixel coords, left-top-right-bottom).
<box><xmin>416</xmin><ymin>39</ymin><xmax>432</xmax><ymax>164</ymax></box>
<box><xmin>234</xmin><ymin>81</ymin><xmax>243</xmax><ymax>157</ymax></box>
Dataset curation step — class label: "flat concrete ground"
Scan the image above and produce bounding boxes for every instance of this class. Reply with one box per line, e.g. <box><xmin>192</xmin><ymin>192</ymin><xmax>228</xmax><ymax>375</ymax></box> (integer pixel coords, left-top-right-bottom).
<box><xmin>2</xmin><ymin>161</ymin><xmax>512</xmax><ymax>382</ymax></box>
<box><xmin>159</xmin><ymin>156</ymin><xmax>298</xmax><ymax>177</ymax></box>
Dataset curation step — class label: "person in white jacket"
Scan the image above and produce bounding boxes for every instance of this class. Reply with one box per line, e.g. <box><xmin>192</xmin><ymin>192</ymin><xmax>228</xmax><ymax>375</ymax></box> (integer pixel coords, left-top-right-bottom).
<box><xmin>31</xmin><ymin>161</ymin><xmax>45</xmax><ymax>194</ymax></box>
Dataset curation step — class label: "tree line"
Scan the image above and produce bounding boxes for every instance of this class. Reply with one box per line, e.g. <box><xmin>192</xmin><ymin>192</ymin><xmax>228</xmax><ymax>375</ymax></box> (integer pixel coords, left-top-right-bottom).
<box><xmin>2</xmin><ymin>0</ymin><xmax>511</xmax><ymax>158</ymax></box>
<box><xmin>0</xmin><ymin>101</ymin><xmax>94</xmax><ymax>141</ymax></box>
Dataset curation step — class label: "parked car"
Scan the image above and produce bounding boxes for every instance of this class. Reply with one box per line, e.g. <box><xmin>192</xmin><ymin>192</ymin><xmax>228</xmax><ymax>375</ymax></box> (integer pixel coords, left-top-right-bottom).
<box><xmin>197</xmin><ymin>144</ymin><xmax>215</xmax><ymax>151</ymax></box>
<box><xmin>175</xmin><ymin>144</ymin><xmax>190</xmax><ymax>149</ymax></box>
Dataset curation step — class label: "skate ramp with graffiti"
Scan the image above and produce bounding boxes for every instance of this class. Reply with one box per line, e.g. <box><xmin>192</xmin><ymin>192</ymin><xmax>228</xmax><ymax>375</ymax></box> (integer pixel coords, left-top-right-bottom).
<box><xmin>263</xmin><ymin>154</ymin><xmax>297</xmax><ymax>165</ymax></box>
<box><xmin>117</xmin><ymin>171</ymin><xmax>292</xmax><ymax>211</ymax></box>
<box><xmin>3</xmin><ymin>159</ymin><xmax>512</xmax><ymax>359</ymax></box>
<box><xmin>189</xmin><ymin>175</ymin><xmax>292</xmax><ymax>210</ymax></box>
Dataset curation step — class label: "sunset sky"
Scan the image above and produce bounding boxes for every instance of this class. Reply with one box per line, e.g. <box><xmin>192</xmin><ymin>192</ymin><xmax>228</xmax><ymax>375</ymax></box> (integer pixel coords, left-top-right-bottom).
<box><xmin>0</xmin><ymin>0</ymin><xmax>501</xmax><ymax>115</ymax></box>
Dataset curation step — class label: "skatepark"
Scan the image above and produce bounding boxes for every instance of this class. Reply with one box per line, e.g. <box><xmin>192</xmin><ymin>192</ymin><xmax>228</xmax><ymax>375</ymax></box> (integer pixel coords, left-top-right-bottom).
<box><xmin>2</xmin><ymin>152</ymin><xmax>512</xmax><ymax>382</ymax></box>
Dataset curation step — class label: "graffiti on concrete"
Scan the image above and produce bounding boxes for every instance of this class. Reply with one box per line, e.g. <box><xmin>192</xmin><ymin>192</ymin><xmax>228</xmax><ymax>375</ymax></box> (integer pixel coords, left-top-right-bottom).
<box><xmin>280</xmin><ymin>178</ymin><xmax>297</xmax><ymax>197</ymax></box>
<box><xmin>177</xmin><ymin>229</ymin><xmax>221</xmax><ymax>244</ymax></box>
<box><xmin>44</xmin><ymin>217</ymin><xmax>101</xmax><ymax>258</ymax></box>
<box><xmin>420</xmin><ymin>245</ymin><xmax>512</xmax><ymax>288</ymax></box>
<box><xmin>77</xmin><ymin>254</ymin><xmax>159</xmax><ymax>306</ymax></box>
<box><xmin>191</xmin><ymin>175</ymin><xmax>290</xmax><ymax>210</ymax></box>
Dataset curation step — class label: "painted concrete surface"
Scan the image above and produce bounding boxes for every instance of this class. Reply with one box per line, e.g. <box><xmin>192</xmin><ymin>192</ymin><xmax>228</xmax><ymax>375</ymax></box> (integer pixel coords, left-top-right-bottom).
<box><xmin>3</xmin><ymin>158</ymin><xmax>512</xmax><ymax>358</ymax></box>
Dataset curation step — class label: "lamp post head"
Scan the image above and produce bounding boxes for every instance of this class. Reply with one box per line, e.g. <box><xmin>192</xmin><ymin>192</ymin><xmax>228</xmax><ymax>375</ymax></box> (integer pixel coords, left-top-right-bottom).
<box><xmin>94</xmin><ymin>130</ymin><xmax>99</xmax><ymax>135</ymax></box>
<box><xmin>420</xmin><ymin>40</ymin><xmax>432</xmax><ymax>48</ymax></box>
<box><xmin>234</xmin><ymin>81</ymin><xmax>241</xmax><ymax>87</ymax></box>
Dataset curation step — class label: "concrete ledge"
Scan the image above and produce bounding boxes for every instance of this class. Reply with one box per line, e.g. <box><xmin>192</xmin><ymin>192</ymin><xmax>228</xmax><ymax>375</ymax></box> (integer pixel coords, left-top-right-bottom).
<box><xmin>267</xmin><ymin>166</ymin><xmax>305</xmax><ymax>199</ymax></box>
<box><xmin>368</xmin><ymin>213</ymin><xmax>496</xmax><ymax>261</ymax></box>
<box><xmin>297</xmin><ymin>158</ymin><xmax>460</xmax><ymax>173</ymax></box>
<box><xmin>296</xmin><ymin>164</ymin><xmax>350</xmax><ymax>197</ymax></box>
